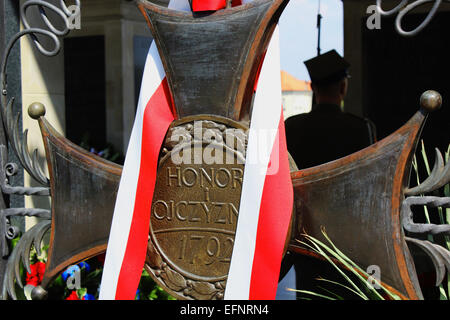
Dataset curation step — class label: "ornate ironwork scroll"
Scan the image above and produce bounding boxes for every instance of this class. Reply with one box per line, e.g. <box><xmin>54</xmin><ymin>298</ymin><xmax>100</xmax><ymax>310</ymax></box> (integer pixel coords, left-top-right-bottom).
<box><xmin>0</xmin><ymin>0</ymin><xmax>81</xmax><ymax>300</ymax></box>
<box><xmin>401</xmin><ymin>118</ymin><xmax>450</xmax><ymax>289</ymax></box>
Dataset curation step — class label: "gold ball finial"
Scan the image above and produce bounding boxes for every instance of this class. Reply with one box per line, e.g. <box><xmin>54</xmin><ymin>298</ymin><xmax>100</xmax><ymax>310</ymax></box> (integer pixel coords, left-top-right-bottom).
<box><xmin>27</xmin><ymin>102</ymin><xmax>46</xmax><ymax>120</ymax></box>
<box><xmin>420</xmin><ymin>90</ymin><xmax>442</xmax><ymax>112</ymax></box>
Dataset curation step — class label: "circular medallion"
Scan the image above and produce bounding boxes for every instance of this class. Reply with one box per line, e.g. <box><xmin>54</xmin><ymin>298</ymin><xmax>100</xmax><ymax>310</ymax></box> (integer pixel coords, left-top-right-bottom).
<box><xmin>145</xmin><ymin>116</ymin><xmax>248</xmax><ymax>300</ymax></box>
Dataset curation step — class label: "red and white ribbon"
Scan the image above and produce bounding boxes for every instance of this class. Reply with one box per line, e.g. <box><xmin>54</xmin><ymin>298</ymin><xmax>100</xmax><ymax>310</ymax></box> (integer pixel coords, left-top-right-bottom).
<box><xmin>224</xmin><ymin>24</ymin><xmax>293</xmax><ymax>300</ymax></box>
<box><xmin>99</xmin><ymin>0</ymin><xmax>190</xmax><ymax>300</ymax></box>
<box><xmin>99</xmin><ymin>0</ymin><xmax>292</xmax><ymax>300</ymax></box>
<box><xmin>192</xmin><ymin>0</ymin><xmax>243</xmax><ymax>11</ymax></box>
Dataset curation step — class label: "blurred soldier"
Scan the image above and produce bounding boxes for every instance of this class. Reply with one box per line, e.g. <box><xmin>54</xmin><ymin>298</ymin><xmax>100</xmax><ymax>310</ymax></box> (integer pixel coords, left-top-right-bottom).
<box><xmin>285</xmin><ymin>50</ymin><xmax>376</xmax><ymax>169</ymax></box>
<box><xmin>279</xmin><ymin>50</ymin><xmax>377</xmax><ymax>299</ymax></box>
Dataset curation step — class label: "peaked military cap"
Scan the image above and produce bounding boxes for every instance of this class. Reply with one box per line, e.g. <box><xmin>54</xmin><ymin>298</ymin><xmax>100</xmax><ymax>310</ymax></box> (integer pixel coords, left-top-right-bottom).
<box><xmin>304</xmin><ymin>49</ymin><xmax>350</xmax><ymax>85</ymax></box>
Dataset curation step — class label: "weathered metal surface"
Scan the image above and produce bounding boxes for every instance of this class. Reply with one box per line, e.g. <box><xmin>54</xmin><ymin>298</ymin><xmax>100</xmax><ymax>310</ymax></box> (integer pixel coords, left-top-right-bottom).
<box><xmin>400</xmin><ymin>98</ymin><xmax>450</xmax><ymax>291</ymax></box>
<box><xmin>146</xmin><ymin>116</ymin><xmax>247</xmax><ymax>300</ymax></box>
<box><xmin>0</xmin><ymin>0</ymin><xmax>82</xmax><ymax>190</ymax></box>
<box><xmin>0</xmin><ymin>0</ymin><xmax>446</xmax><ymax>302</ymax></box>
<box><xmin>288</xmin><ymin>107</ymin><xmax>431</xmax><ymax>300</ymax></box>
<box><xmin>37</xmin><ymin>116</ymin><xmax>121</xmax><ymax>287</ymax></box>
<box><xmin>405</xmin><ymin>147</ymin><xmax>450</xmax><ymax>196</ymax></box>
<box><xmin>138</xmin><ymin>0</ymin><xmax>288</xmax><ymax>121</ymax></box>
<box><xmin>0</xmin><ymin>0</ymin><xmax>64</xmax><ymax>299</ymax></box>
<box><xmin>32</xmin><ymin>101</ymin><xmax>441</xmax><ymax>300</ymax></box>
<box><xmin>137</xmin><ymin>0</ymin><xmax>291</xmax><ymax>300</ymax></box>
<box><xmin>402</xmin><ymin>196</ymin><xmax>450</xmax><ymax>235</ymax></box>
<box><xmin>405</xmin><ymin>237</ymin><xmax>450</xmax><ymax>288</ymax></box>
<box><xmin>1</xmin><ymin>99</ymin><xmax>49</xmax><ymax>186</ymax></box>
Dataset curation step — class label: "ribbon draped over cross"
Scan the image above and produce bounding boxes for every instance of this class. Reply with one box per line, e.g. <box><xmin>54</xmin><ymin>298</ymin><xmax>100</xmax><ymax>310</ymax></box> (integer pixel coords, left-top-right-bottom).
<box><xmin>192</xmin><ymin>0</ymin><xmax>243</xmax><ymax>11</ymax></box>
<box><xmin>99</xmin><ymin>0</ymin><xmax>293</xmax><ymax>300</ymax></box>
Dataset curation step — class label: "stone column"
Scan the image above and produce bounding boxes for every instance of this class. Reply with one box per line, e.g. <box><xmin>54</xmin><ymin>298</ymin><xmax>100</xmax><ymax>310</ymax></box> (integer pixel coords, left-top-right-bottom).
<box><xmin>19</xmin><ymin>0</ymin><xmax>66</xmax><ymax>229</ymax></box>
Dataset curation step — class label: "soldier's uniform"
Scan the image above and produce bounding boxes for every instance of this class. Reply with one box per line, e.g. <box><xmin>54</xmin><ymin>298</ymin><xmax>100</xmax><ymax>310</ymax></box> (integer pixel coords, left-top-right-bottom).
<box><xmin>285</xmin><ymin>104</ymin><xmax>376</xmax><ymax>169</ymax></box>
<box><xmin>280</xmin><ymin>50</ymin><xmax>377</xmax><ymax>297</ymax></box>
<box><xmin>284</xmin><ymin>50</ymin><xmax>376</xmax><ymax>170</ymax></box>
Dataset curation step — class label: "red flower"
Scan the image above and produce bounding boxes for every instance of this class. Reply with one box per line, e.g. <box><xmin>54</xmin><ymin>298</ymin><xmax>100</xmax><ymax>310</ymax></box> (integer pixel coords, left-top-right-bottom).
<box><xmin>65</xmin><ymin>291</ymin><xmax>80</xmax><ymax>300</ymax></box>
<box><xmin>26</xmin><ymin>262</ymin><xmax>46</xmax><ymax>286</ymax></box>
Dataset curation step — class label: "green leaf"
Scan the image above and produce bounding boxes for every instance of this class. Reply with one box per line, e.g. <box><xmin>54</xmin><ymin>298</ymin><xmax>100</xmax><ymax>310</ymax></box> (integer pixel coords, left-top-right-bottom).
<box><xmin>421</xmin><ymin>140</ymin><xmax>431</xmax><ymax>175</ymax></box>
<box><xmin>316</xmin><ymin>277</ymin><xmax>365</xmax><ymax>300</ymax></box>
<box><xmin>299</xmin><ymin>237</ymin><xmax>369</xmax><ymax>300</ymax></box>
<box><xmin>299</xmin><ymin>228</ymin><xmax>402</xmax><ymax>300</ymax></box>
<box><xmin>439</xmin><ymin>285</ymin><xmax>448</xmax><ymax>300</ymax></box>
<box><xmin>77</xmin><ymin>287</ymin><xmax>87</xmax><ymax>299</ymax></box>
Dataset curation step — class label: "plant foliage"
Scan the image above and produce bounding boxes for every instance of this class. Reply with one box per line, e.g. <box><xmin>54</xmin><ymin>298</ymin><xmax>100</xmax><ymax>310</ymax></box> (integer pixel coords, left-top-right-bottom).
<box><xmin>290</xmin><ymin>228</ymin><xmax>402</xmax><ymax>300</ymax></box>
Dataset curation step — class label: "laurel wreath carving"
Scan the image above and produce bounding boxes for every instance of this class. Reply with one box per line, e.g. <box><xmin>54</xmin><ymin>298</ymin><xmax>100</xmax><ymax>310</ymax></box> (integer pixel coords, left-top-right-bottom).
<box><xmin>145</xmin><ymin>118</ymin><xmax>248</xmax><ymax>300</ymax></box>
<box><xmin>145</xmin><ymin>238</ymin><xmax>226</xmax><ymax>300</ymax></box>
<box><xmin>162</xmin><ymin>119</ymin><xmax>248</xmax><ymax>161</ymax></box>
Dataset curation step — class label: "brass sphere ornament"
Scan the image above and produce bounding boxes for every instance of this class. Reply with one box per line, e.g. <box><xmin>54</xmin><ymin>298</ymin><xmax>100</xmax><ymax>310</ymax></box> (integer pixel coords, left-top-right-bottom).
<box><xmin>27</xmin><ymin>102</ymin><xmax>46</xmax><ymax>120</ymax></box>
<box><xmin>31</xmin><ymin>285</ymin><xmax>48</xmax><ymax>300</ymax></box>
<box><xmin>420</xmin><ymin>90</ymin><xmax>442</xmax><ymax>112</ymax></box>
